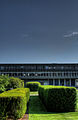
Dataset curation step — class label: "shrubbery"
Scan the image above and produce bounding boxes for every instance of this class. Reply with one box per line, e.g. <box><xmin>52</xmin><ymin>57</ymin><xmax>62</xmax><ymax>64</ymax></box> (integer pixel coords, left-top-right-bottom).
<box><xmin>0</xmin><ymin>88</ymin><xmax>30</xmax><ymax>119</ymax></box>
<box><xmin>0</xmin><ymin>75</ymin><xmax>24</xmax><ymax>93</ymax></box>
<box><xmin>0</xmin><ymin>75</ymin><xmax>9</xmax><ymax>93</ymax></box>
<box><xmin>38</xmin><ymin>85</ymin><xmax>76</xmax><ymax>112</ymax></box>
<box><xmin>26</xmin><ymin>81</ymin><xmax>41</xmax><ymax>91</ymax></box>
<box><xmin>7</xmin><ymin>77</ymin><xmax>24</xmax><ymax>89</ymax></box>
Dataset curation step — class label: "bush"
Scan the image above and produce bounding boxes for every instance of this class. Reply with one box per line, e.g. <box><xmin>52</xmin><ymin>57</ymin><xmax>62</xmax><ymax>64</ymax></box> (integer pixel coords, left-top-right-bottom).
<box><xmin>0</xmin><ymin>75</ymin><xmax>9</xmax><ymax>93</ymax></box>
<box><xmin>0</xmin><ymin>75</ymin><xmax>24</xmax><ymax>93</ymax></box>
<box><xmin>7</xmin><ymin>77</ymin><xmax>24</xmax><ymax>90</ymax></box>
<box><xmin>0</xmin><ymin>88</ymin><xmax>30</xmax><ymax>119</ymax></box>
<box><xmin>26</xmin><ymin>81</ymin><xmax>41</xmax><ymax>91</ymax></box>
<box><xmin>38</xmin><ymin>85</ymin><xmax>76</xmax><ymax>112</ymax></box>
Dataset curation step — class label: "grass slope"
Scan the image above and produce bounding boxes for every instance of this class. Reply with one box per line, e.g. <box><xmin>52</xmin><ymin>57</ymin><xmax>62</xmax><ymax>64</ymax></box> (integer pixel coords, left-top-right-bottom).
<box><xmin>29</xmin><ymin>90</ymin><xmax>78</xmax><ymax>120</ymax></box>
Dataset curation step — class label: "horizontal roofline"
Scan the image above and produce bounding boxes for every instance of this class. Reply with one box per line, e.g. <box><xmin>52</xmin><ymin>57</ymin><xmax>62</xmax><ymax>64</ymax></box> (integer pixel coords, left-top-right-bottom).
<box><xmin>0</xmin><ymin>63</ymin><xmax>78</xmax><ymax>65</ymax></box>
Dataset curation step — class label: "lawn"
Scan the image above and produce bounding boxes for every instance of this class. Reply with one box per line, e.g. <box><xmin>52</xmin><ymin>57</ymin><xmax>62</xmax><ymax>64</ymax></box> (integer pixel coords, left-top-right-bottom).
<box><xmin>30</xmin><ymin>91</ymin><xmax>38</xmax><ymax>96</ymax></box>
<box><xmin>29</xmin><ymin>90</ymin><xmax>78</xmax><ymax>120</ymax></box>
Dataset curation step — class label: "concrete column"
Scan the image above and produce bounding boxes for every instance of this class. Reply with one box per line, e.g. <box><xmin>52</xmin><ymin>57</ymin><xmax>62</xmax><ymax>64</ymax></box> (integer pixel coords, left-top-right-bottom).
<box><xmin>59</xmin><ymin>79</ymin><xmax>60</xmax><ymax>86</ymax></box>
<box><xmin>48</xmin><ymin>79</ymin><xmax>49</xmax><ymax>85</ymax></box>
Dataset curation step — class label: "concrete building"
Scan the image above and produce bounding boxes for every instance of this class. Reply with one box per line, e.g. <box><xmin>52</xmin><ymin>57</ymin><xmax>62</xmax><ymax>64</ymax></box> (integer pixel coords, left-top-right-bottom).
<box><xmin>0</xmin><ymin>63</ymin><xmax>78</xmax><ymax>87</ymax></box>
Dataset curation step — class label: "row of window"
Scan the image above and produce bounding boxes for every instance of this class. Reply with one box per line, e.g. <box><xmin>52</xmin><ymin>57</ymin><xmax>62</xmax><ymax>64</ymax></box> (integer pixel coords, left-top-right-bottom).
<box><xmin>49</xmin><ymin>79</ymin><xmax>75</xmax><ymax>86</ymax></box>
<box><xmin>0</xmin><ymin>65</ymin><xmax>78</xmax><ymax>71</ymax></box>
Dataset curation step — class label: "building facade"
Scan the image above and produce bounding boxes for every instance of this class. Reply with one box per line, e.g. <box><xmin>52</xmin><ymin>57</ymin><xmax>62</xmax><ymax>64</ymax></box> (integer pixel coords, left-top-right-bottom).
<box><xmin>0</xmin><ymin>63</ymin><xmax>78</xmax><ymax>87</ymax></box>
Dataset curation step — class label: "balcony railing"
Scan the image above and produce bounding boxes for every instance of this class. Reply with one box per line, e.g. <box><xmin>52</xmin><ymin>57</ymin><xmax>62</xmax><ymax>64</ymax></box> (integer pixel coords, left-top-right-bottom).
<box><xmin>0</xmin><ymin>72</ymin><xmax>78</xmax><ymax>79</ymax></box>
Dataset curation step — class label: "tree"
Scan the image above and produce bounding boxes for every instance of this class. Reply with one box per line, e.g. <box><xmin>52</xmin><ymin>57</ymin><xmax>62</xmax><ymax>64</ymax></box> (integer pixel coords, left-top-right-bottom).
<box><xmin>7</xmin><ymin>77</ymin><xmax>24</xmax><ymax>89</ymax></box>
<box><xmin>0</xmin><ymin>75</ymin><xmax>9</xmax><ymax>93</ymax></box>
<box><xmin>0</xmin><ymin>75</ymin><xmax>24</xmax><ymax>93</ymax></box>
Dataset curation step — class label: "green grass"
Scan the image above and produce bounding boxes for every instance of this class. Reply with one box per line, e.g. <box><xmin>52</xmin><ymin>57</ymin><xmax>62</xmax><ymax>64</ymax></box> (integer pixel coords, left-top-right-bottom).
<box><xmin>30</xmin><ymin>91</ymin><xmax>38</xmax><ymax>95</ymax></box>
<box><xmin>29</xmin><ymin>90</ymin><xmax>78</xmax><ymax>120</ymax></box>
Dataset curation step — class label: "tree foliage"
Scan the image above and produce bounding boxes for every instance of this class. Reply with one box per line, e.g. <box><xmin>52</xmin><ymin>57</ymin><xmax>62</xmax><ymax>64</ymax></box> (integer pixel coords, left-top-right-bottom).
<box><xmin>7</xmin><ymin>77</ymin><xmax>24</xmax><ymax>89</ymax></box>
<box><xmin>0</xmin><ymin>75</ymin><xmax>24</xmax><ymax>93</ymax></box>
<box><xmin>0</xmin><ymin>75</ymin><xmax>9</xmax><ymax>93</ymax></box>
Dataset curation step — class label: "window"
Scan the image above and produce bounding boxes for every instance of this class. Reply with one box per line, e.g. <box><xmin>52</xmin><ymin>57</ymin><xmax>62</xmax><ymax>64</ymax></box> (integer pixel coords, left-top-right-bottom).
<box><xmin>71</xmin><ymin>79</ymin><xmax>75</xmax><ymax>86</ymax></box>
<box><xmin>60</xmin><ymin>79</ymin><xmax>64</xmax><ymax>86</ymax></box>
<box><xmin>0</xmin><ymin>66</ymin><xmax>4</xmax><ymax>70</ymax></box>
<box><xmin>55</xmin><ymin>79</ymin><xmax>59</xmax><ymax>85</ymax></box>
<box><xmin>49</xmin><ymin>79</ymin><xmax>53</xmax><ymax>85</ymax></box>
<box><xmin>61</xmin><ymin>66</ymin><xmax>64</xmax><ymax>70</ymax></box>
<box><xmin>66</xmin><ymin>79</ymin><xmax>70</xmax><ymax>86</ymax></box>
<box><xmin>45</xmin><ymin>66</ymin><xmax>49</xmax><ymax>70</ymax></box>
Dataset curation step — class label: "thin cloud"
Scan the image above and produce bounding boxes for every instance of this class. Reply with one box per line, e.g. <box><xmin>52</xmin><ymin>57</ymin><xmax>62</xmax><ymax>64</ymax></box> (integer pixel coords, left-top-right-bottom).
<box><xmin>21</xmin><ymin>33</ymin><xmax>32</xmax><ymax>40</ymax></box>
<box><xmin>64</xmin><ymin>32</ymin><xmax>78</xmax><ymax>38</ymax></box>
<box><xmin>22</xmin><ymin>34</ymin><xmax>29</xmax><ymax>38</ymax></box>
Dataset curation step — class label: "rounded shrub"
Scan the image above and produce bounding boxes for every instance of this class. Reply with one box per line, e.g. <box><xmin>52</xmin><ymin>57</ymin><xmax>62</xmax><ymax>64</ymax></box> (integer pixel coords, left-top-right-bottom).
<box><xmin>26</xmin><ymin>81</ymin><xmax>41</xmax><ymax>91</ymax></box>
<box><xmin>7</xmin><ymin>77</ymin><xmax>24</xmax><ymax>90</ymax></box>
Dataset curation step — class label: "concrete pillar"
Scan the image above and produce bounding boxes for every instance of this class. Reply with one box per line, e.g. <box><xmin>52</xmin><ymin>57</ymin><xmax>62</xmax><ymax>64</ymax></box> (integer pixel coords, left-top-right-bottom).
<box><xmin>59</xmin><ymin>79</ymin><xmax>60</xmax><ymax>86</ymax></box>
<box><xmin>48</xmin><ymin>79</ymin><xmax>49</xmax><ymax>85</ymax></box>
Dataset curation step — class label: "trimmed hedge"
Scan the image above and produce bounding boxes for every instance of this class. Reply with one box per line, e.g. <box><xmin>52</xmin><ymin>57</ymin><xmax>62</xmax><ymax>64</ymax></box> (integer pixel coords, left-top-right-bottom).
<box><xmin>38</xmin><ymin>85</ymin><xmax>76</xmax><ymax>112</ymax></box>
<box><xmin>26</xmin><ymin>81</ymin><xmax>41</xmax><ymax>91</ymax></box>
<box><xmin>0</xmin><ymin>88</ymin><xmax>30</xmax><ymax>119</ymax></box>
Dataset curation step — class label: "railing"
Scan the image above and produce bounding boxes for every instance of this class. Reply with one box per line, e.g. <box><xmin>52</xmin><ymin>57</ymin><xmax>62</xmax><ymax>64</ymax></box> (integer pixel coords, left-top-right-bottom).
<box><xmin>0</xmin><ymin>72</ymin><xmax>78</xmax><ymax>79</ymax></box>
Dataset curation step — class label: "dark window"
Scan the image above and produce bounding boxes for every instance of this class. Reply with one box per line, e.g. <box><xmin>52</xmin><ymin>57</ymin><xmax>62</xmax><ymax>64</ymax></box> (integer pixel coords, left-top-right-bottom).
<box><xmin>71</xmin><ymin>79</ymin><xmax>75</xmax><ymax>86</ymax></box>
<box><xmin>55</xmin><ymin>79</ymin><xmax>59</xmax><ymax>85</ymax></box>
<box><xmin>60</xmin><ymin>79</ymin><xmax>64</xmax><ymax>86</ymax></box>
<box><xmin>49</xmin><ymin>79</ymin><xmax>53</xmax><ymax>85</ymax></box>
<box><xmin>66</xmin><ymin>79</ymin><xmax>70</xmax><ymax>86</ymax></box>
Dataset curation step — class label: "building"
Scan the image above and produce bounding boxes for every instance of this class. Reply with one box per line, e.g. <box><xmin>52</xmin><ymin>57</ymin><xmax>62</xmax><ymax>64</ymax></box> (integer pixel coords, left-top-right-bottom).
<box><xmin>0</xmin><ymin>63</ymin><xmax>78</xmax><ymax>87</ymax></box>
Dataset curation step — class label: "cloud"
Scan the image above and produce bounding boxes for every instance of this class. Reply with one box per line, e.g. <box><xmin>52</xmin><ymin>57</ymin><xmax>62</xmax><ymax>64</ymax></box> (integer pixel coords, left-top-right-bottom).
<box><xmin>21</xmin><ymin>33</ymin><xmax>32</xmax><ymax>41</ymax></box>
<box><xmin>64</xmin><ymin>32</ymin><xmax>78</xmax><ymax>38</ymax></box>
<box><xmin>22</xmin><ymin>34</ymin><xmax>29</xmax><ymax>38</ymax></box>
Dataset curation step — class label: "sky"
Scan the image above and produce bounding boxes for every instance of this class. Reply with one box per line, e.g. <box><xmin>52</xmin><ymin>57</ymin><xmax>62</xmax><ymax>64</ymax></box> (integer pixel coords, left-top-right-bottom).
<box><xmin>0</xmin><ymin>0</ymin><xmax>78</xmax><ymax>63</ymax></box>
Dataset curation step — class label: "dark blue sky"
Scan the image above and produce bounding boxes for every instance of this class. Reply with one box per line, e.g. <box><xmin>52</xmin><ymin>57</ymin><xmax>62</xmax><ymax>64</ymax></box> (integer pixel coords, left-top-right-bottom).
<box><xmin>0</xmin><ymin>0</ymin><xmax>78</xmax><ymax>63</ymax></box>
